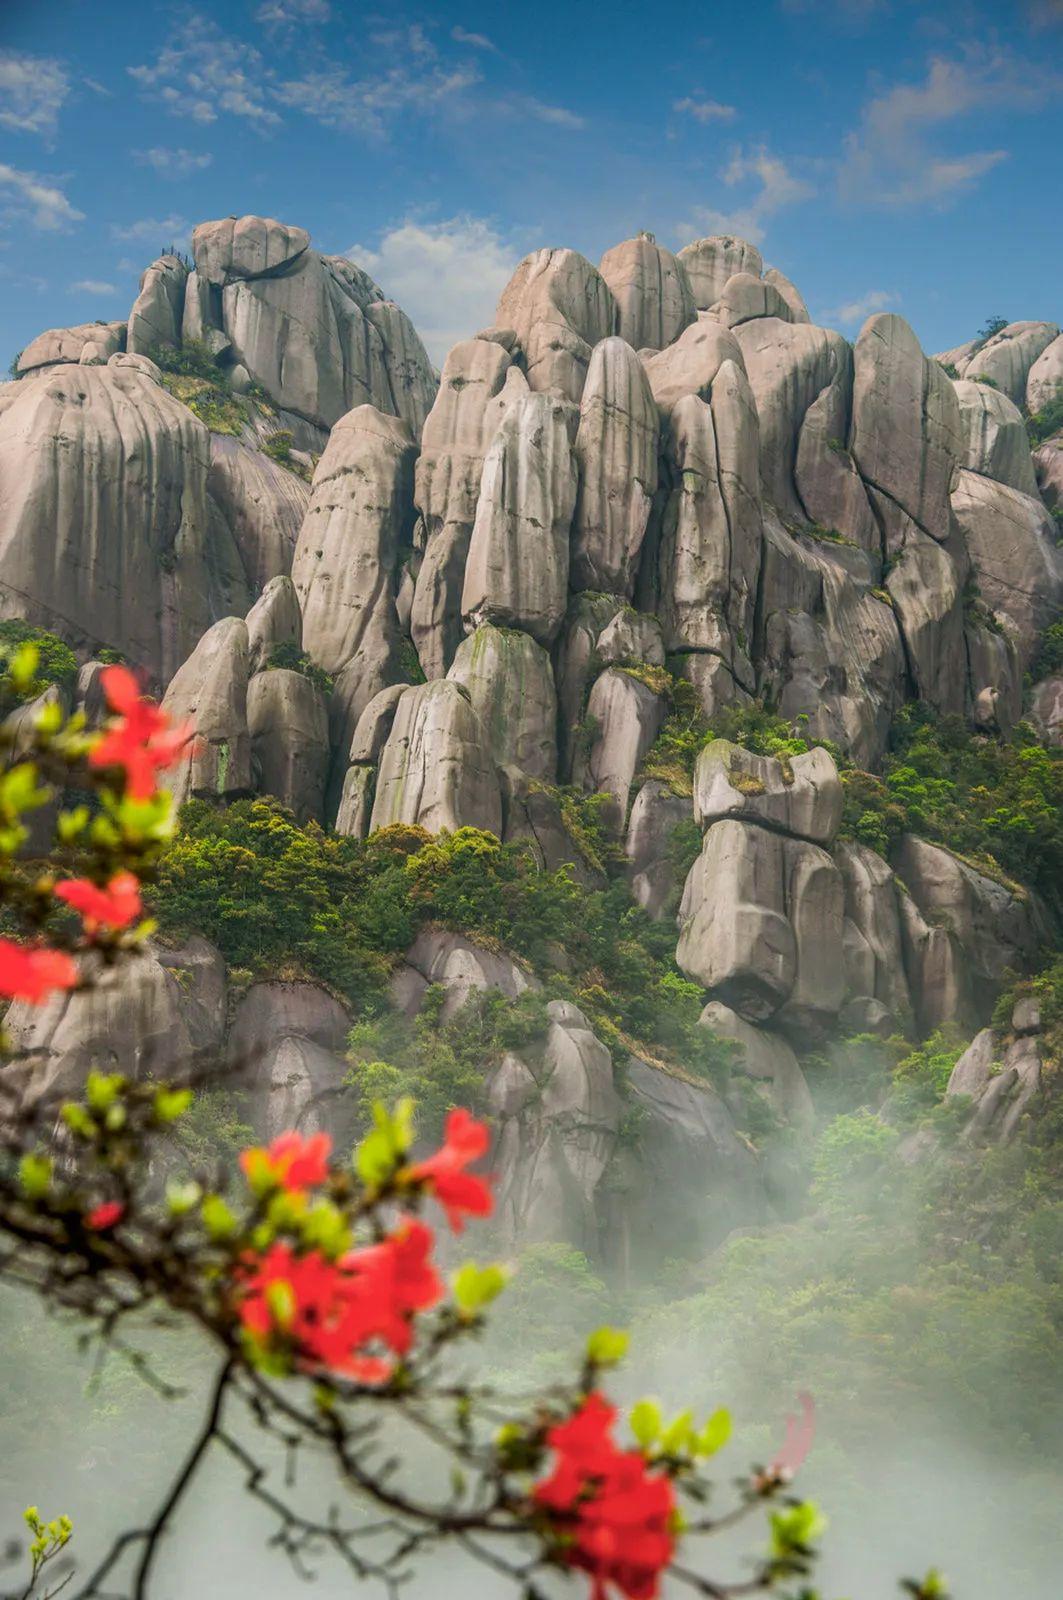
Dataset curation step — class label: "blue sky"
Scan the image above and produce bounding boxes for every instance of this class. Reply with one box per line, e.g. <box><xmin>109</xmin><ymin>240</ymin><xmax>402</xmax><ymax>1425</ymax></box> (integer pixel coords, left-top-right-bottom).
<box><xmin>1</xmin><ymin>0</ymin><xmax>1061</xmax><ymax>368</ymax></box>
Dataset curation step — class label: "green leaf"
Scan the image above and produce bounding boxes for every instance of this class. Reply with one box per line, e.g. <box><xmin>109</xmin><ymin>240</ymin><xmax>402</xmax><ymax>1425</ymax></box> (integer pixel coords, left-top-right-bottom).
<box><xmin>201</xmin><ymin>1194</ymin><xmax>238</xmax><ymax>1240</ymax></box>
<box><xmin>153</xmin><ymin>1086</ymin><xmax>194</xmax><ymax>1123</ymax></box>
<box><xmin>85</xmin><ymin>1071</ymin><xmax>124</xmax><ymax>1114</ymax></box>
<box><xmin>61</xmin><ymin>1102</ymin><xmax>96</xmax><ymax>1140</ymax></box>
<box><xmin>18</xmin><ymin>1153</ymin><xmax>52</xmax><ymax>1200</ymax></box>
<box><xmin>586</xmin><ymin>1325</ymin><xmax>629</xmax><ymax>1367</ymax></box>
<box><xmin>165</xmin><ymin>1180</ymin><xmax>201</xmax><ymax>1216</ymax></box>
<box><xmin>355</xmin><ymin>1096</ymin><xmax>415</xmax><ymax>1188</ymax></box>
<box><xmin>660</xmin><ymin>1408</ymin><xmax>695</xmax><ymax>1456</ymax></box>
<box><xmin>9</xmin><ymin>643</ymin><xmax>40</xmax><ymax>693</ymax></box>
<box><xmin>770</xmin><ymin>1500</ymin><xmax>827</xmax><ymax>1559</ymax></box>
<box><xmin>629</xmin><ymin>1398</ymin><xmax>663</xmax><ymax>1449</ymax></box>
<box><xmin>452</xmin><ymin>1260</ymin><xmax>509</xmax><ymax>1314</ymax></box>
<box><xmin>695</xmin><ymin>1407</ymin><xmax>732</xmax><ymax>1457</ymax></box>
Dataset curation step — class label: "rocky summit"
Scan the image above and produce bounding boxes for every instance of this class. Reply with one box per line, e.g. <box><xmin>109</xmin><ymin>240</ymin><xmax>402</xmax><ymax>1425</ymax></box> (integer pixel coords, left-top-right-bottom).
<box><xmin>2</xmin><ymin>214</ymin><xmax>1062</xmax><ymax>1257</ymax></box>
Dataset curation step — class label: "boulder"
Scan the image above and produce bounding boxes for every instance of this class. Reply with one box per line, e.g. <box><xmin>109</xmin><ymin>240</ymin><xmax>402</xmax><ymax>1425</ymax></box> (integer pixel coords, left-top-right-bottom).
<box><xmin>247</xmin><ymin>667</ymin><xmax>329</xmax><ymax>822</ymax></box>
<box><xmin>772</xmin><ymin>838</ymin><xmax>846</xmax><ymax>1042</ymax></box>
<box><xmin>883</xmin><ymin>516</ymin><xmax>967</xmax><ymax>716</ymax></box>
<box><xmin>334</xmin><ymin>765</ymin><xmax>375</xmax><ymax>839</ymax></box>
<box><xmin>952</xmin><ymin>379</ymin><xmax>1039</xmax><ymax>497</ymax></box>
<box><xmin>193</xmin><ymin>215</ymin><xmax>311</xmax><ymax>285</ymax></box>
<box><xmin>692</xmin><ymin>741</ymin><xmax>843</xmax><ymax>846</ymax></box>
<box><xmin>447</xmin><ymin>624</ymin><xmax>557</xmax><ymax>781</ymax></box>
<box><xmin>1029</xmin><ymin>674</ymin><xmax>1063</xmax><ymax>747</ymax></box>
<box><xmin>763</xmin><ymin>267</ymin><xmax>810</xmax><ymax>324</ymax></box>
<box><xmin>391</xmin><ymin>928</ymin><xmax>535</xmax><ymax>1024</ymax></box>
<box><xmin>229</xmin><ymin>976</ymin><xmax>350</xmax><ymax>1138</ymax></box>
<box><xmin>699</xmin><ymin>1000</ymin><xmax>814</xmax><ymax>1129</ymax></box>
<box><xmin>208</xmin><ymin>435</ymin><xmax>311</xmax><ymax>591</ymax></box>
<box><xmin>677</xmin><ymin>235</ymin><xmax>764</xmax><ymax>312</ymax></box>
<box><xmin>245</xmin><ymin>575</ymin><xmax>301</xmax><ymax>673</ymax></box>
<box><xmin>1034</xmin><ymin>434</ymin><xmax>1063</xmax><ymax>511</ymax></box>
<box><xmin>494</xmin><ymin>247</ymin><xmax>618</xmax><ymax>402</ymax></box>
<box><xmin>230</xmin><ymin>978</ymin><xmax>349</xmax><ymax>1057</ymax></box>
<box><xmin>963</xmin><ymin>321</ymin><xmax>1059</xmax><ymax>407</ymax></box>
<box><xmin>677</xmin><ymin>820</ymin><xmax>795</xmax><ymax>1019</ymax></box>
<box><xmin>347</xmin><ymin>682</ymin><xmax>408</xmax><ymax>763</ymax></box>
<box><xmin>596</xmin><ymin>608</ymin><xmax>665</xmax><ymax>668</ymax></box>
<box><xmin>161</xmin><ymin>616</ymin><xmax>252</xmax><ymax>802</ymax></box>
<box><xmin>363</xmin><ymin>299</ymin><xmax>439</xmax><ymax>438</ymax></box>
<box><xmin>966</xmin><ymin>617</ymin><xmax>1022</xmax><ymax>735</ymax></box>
<box><xmin>17</xmin><ymin>320</ymin><xmax>125</xmax><ymax>374</ymax></box>
<box><xmin>625</xmin><ymin>779</ymin><xmax>691</xmax><ymax>918</ymax></box>
<box><xmin>554</xmin><ymin>593</ymin><xmax>624</xmax><ymax>779</ymax></box>
<box><xmin>835</xmin><ymin>840</ymin><xmax>912</xmax><ymax>1027</ymax></box>
<box><xmin>709</xmin><ymin>271</ymin><xmax>794</xmax><ymax>329</ymax></box>
<box><xmin>597</xmin><ymin>234</ymin><xmax>696</xmax><ymax>352</ymax></box>
<box><xmin>950</xmin><ymin>469</ymin><xmax>1063</xmax><ymax>673</ymax></box>
<box><xmin>1026</xmin><ymin>332</ymin><xmax>1063</xmax><ymax>414</ymax></box>
<box><xmin>499</xmin><ymin>766</ymin><xmax>606</xmax><ymax>887</ymax></box>
<box><xmin>370</xmin><ymin>680</ymin><xmax>502</xmax><ymax>836</ymax></box>
<box><xmin>126</xmin><ymin>255</ymin><xmax>188</xmax><ymax>354</ymax></box>
<box><xmin>641</xmin><ymin>319</ymin><xmax>745</xmax><ymax>418</ymax></box>
<box><xmin>584</xmin><ymin>667</ymin><xmax>667</xmax><ymax>821</ymax></box>
<box><xmin>571</xmin><ymin>337</ymin><xmax>659</xmax><ymax>595</ymax></box>
<box><xmin>462</xmin><ymin>391</ymin><xmax>576</xmax><ymax>644</ymax></box>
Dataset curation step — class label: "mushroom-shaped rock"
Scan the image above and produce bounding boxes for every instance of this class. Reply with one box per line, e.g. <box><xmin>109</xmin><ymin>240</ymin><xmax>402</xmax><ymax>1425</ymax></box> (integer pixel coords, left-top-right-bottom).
<box><xmin>162</xmin><ymin>617</ymin><xmax>252</xmax><ymax>803</ymax></box>
<box><xmin>597</xmin><ymin>234</ymin><xmax>695</xmax><ymax>352</ymax></box>
<box><xmin>17</xmin><ymin>320</ymin><xmax>126</xmax><ymax>374</ymax></box>
<box><xmin>447</xmin><ymin>624</ymin><xmax>557</xmax><ymax>781</ymax></box>
<box><xmin>699</xmin><ymin>1000</ymin><xmax>814</xmax><ymax>1130</ymax></box>
<box><xmin>246</xmin><ymin>576</ymin><xmax>302</xmax><ymax>673</ymax></box>
<box><xmin>370</xmin><ymin>680</ymin><xmax>502</xmax><ymax>836</ymax></box>
<box><xmin>692</xmin><ymin>741</ymin><xmax>843</xmax><ymax>846</ymax></box>
<box><xmin>248</xmin><ymin>667</ymin><xmax>329</xmax><ymax>822</ymax></box>
<box><xmin>462</xmin><ymin>391</ymin><xmax>576</xmax><ymax>644</ymax></box>
<box><xmin>0</xmin><ymin>362</ymin><xmax>249</xmax><ymax>681</ymax></box>
<box><xmin>571</xmin><ymin>337</ymin><xmax>659</xmax><ymax>595</ymax></box>
<box><xmin>192</xmin><ymin>215</ymin><xmax>311</xmax><ymax>286</ymax></box>
<box><xmin>677</xmin><ymin>236</ymin><xmax>764</xmax><ymax>312</ymax></box>
<box><xmin>952</xmin><ymin>379</ymin><xmax>1040</xmax><ymax>497</ymax></box>
<box><xmin>494</xmin><ymin>248</ymin><xmax>618</xmax><ymax>403</ymax></box>
<box><xmin>208</xmin><ymin>435</ymin><xmax>311</xmax><ymax>592</ymax></box>
<box><xmin>951</xmin><ymin>469</ymin><xmax>1063</xmax><ymax>671</ymax></box>
<box><xmin>625</xmin><ymin>779</ymin><xmax>691</xmax><ymax>919</ymax></box>
<box><xmin>709</xmin><ymin>272</ymin><xmax>794</xmax><ymax>330</ymax></box>
<box><xmin>584</xmin><ymin>667</ymin><xmax>667</xmax><ymax>822</ymax></box>
<box><xmin>963</xmin><ymin>321</ymin><xmax>1060</xmax><ymax>406</ymax></box>
<box><xmin>126</xmin><ymin>256</ymin><xmax>188</xmax><ymax>354</ymax></box>
<box><xmin>597</xmin><ymin>608</ymin><xmax>666</xmax><ymax>668</ymax></box>
<box><xmin>641</xmin><ymin>319</ymin><xmax>745</xmax><ymax>418</ymax></box>
<box><xmin>1026</xmin><ymin>333</ymin><xmax>1063</xmax><ymax>414</ymax></box>
<box><xmin>292</xmin><ymin>406</ymin><xmax>416</xmax><ymax>675</ymax></box>
<box><xmin>851</xmin><ymin>313</ymin><xmax>964</xmax><ymax>547</ymax></box>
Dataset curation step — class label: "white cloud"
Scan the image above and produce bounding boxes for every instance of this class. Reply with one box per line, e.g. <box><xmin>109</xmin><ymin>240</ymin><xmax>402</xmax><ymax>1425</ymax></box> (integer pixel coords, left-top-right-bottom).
<box><xmin>0</xmin><ymin>163</ymin><xmax>83</xmax><ymax>230</ymax></box>
<box><xmin>129</xmin><ymin>19</ymin><xmax>280</xmax><ymax>128</ymax></box>
<box><xmin>679</xmin><ymin>145</ymin><xmax>813</xmax><ymax>246</ymax></box>
<box><xmin>69</xmin><ymin>279</ymin><xmax>118</xmax><ymax>295</ymax></box>
<box><xmin>673</xmin><ymin>96</ymin><xmax>736</xmax><ymax>123</ymax></box>
<box><xmin>451</xmin><ymin>26</ymin><xmax>497</xmax><ymax>51</ymax></box>
<box><xmin>133</xmin><ymin>147</ymin><xmax>213</xmax><ymax>178</ymax></box>
<box><xmin>256</xmin><ymin>0</ymin><xmax>330</xmax><ymax>23</ymax></box>
<box><xmin>0</xmin><ymin>50</ymin><xmax>69</xmax><ymax>138</ymax></box>
<box><xmin>510</xmin><ymin>95</ymin><xmax>584</xmax><ymax>129</ymax></box>
<box><xmin>820</xmin><ymin>289</ymin><xmax>898</xmax><ymax>325</ymax></box>
<box><xmin>111</xmin><ymin>214</ymin><xmax>190</xmax><ymax>245</ymax></box>
<box><xmin>278</xmin><ymin>60</ymin><xmax>480</xmax><ymax>135</ymax></box>
<box><xmin>839</xmin><ymin>48</ymin><xmax>1062</xmax><ymax>206</ymax></box>
<box><xmin>348</xmin><ymin>216</ymin><xmax>520</xmax><ymax>364</ymax></box>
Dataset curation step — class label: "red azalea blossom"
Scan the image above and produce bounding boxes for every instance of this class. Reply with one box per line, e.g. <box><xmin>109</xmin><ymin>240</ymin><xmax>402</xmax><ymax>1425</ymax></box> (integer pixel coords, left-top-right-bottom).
<box><xmin>85</xmin><ymin>1200</ymin><xmax>125</xmax><ymax>1231</ymax></box>
<box><xmin>768</xmin><ymin>1391</ymin><xmax>816</xmax><ymax>1481</ymax></box>
<box><xmin>408</xmin><ymin>1108</ymin><xmax>492</xmax><ymax>1232</ymax></box>
<box><xmin>0</xmin><ymin>939</ymin><xmax>78</xmax><ymax>1004</ymax></box>
<box><xmin>89</xmin><ymin>666</ymin><xmax>192</xmax><ymax>800</ymax></box>
<box><xmin>240</xmin><ymin>1130</ymin><xmax>332</xmax><ymax>1194</ymax></box>
<box><xmin>534</xmin><ymin>1393</ymin><xmax>676</xmax><ymax>1600</ymax></box>
<box><xmin>54</xmin><ymin>871</ymin><xmax>143</xmax><ymax>933</ymax></box>
<box><xmin>237</xmin><ymin>1219</ymin><xmax>443</xmax><ymax>1381</ymax></box>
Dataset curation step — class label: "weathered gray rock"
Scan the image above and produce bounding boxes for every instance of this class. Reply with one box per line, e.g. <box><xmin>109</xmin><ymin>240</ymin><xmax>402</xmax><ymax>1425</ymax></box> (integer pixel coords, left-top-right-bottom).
<box><xmin>193</xmin><ymin>216</ymin><xmax>311</xmax><ymax>286</ymax></box>
<box><xmin>851</xmin><ymin>313</ymin><xmax>964</xmax><ymax>548</ymax></box>
<box><xmin>641</xmin><ymin>319</ymin><xmax>745</xmax><ymax>417</ymax></box>
<box><xmin>500</xmin><ymin>766</ymin><xmax>606</xmax><ymax>888</ymax></box>
<box><xmin>947</xmin><ymin>1028</ymin><xmax>997</xmax><ymax>1101</ymax></box>
<box><xmin>835</xmin><ymin>840</ymin><xmax>911</xmax><ymax>1028</ymax></box>
<box><xmin>773</xmin><ymin>838</ymin><xmax>846</xmax><ymax>1041</ymax></box>
<box><xmin>1034</xmin><ymin>434</ymin><xmax>1063</xmax><ymax>511</ymax></box>
<box><xmin>447</xmin><ymin>624</ymin><xmax>557</xmax><ymax>780</ymax></box>
<box><xmin>692</xmin><ymin>741</ymin><xmax>843</xmax><ymax>846</ymax></box>
<box><xmin>1026</xmin><ymin>332</ymin><xmax>1063</xmax><ymax>414</ymax></box>
<box><xmin>625</xmin><ymin>779</ymin><xmax>691</xmax><ymax>918</ymax></box>
<box><xmin>494</xmin><ymin>248</ymin><xmax>617</xmax><ymax>403</ymax></box>
<box><xmin>370</xmin><ymin>680</ymin><xmax>502</xmax><ymax>836</ymax></box>
<box><xmin>208</xmin><ymin>435</ymin><xmax>311</xmax><ymax>592</ymax></box>
<box><xmin>1029</xmin><ymin>674</ymin><xmax>1063</xmax><ymax>747</ymax></box>
<box><xmin>699</xmin><ymin>1000</ymin><xmax>814</xmax><ymax>1129</ymax></box>
<box><xmin>0</xmin><ymin>361</ymin><xmax>249</xmax><ymax>682</ymax></box>
<box><xmin>597</xmin><ymin>234</ymin><xmax>695</xmax><ymax>352</ymax></box>
<box><xmin>364</xmin><ymin>299</ymin><xmax>439</xmax><ymax>437</ymax></box>
<box><xmin>247</xmin><ymin>667</ymin><xmax>329</xmax><ymax>821</ymax></box>
<box><xmin>763</xmin><ymin>267</ymin><xmax>810</xmax><ymax>324</ymax></box>
<box><xmin>677</xmin><ymin>236</ymin><xmax>764</xmax><ymax>312</ymax></box>
<box><xmin>934</xmin><ymin>338</ymin><xmax>980</xmax><ymax>376</ymax></box>
<box><xmin>952</xmin><ymin>379</ymin><xmax>1039</xmax><ymax>497</ymax></box>
<box><xmin>334</xmin><ymin>765</ymin><xmax>375</xmax><ymax>838</ymax></box>
<box><xmin>161</xmin><ymin>616</ymin><xmax>252</xmax><ymax>802</ymax></box>
<box><xmin>584</xmin><ymin>667</ymin><xmax>667</xmax><ymax>821</ymax></box>
<box><xmin>462</xmin><ymin>392</ymin><xmax>576</xmax><ymax>644</ymax></box>
<box><xmin>127</xmin><ymin>256</ymin><xmax>188</xmax><ymax>354</ymax></box>
<box><xmin>597</xmin><ymin>608</ymin><xmax>665</xmax><ymax>668</ymax></box>
<box><xmin>346</xmin><ymin>682</ymin><xmax>408</xmax><ymax>764</ymax></box>
<box><xmin>966</xmin><ymin>615</ymin><xmax>1022</xmax><ymax>735</ymax></box>
<box><xmin>677</xmin><ymin>820</ymin><xmax>795</xmax><ymax>1019</ymax></box>
<box><xmin>246</xmin><ymin>575</ymin><xmax>301</xmax><ymax>673</ymax></box>
<box><xmin>963</xmin><ymin>321</ymin><xmax>1059</xmax><ymax>406</ymax></box>
<box><xmin>231</xmin><ymin>978</ymin><xmax>349</xmax><ymax>1058</ymax></box>
<box><xmin>17</xmin><ymin>320</ymin><xmax>125</xmax><ymax>374</ymax></box>
<box><xmin>883</xmin><ymin>515</ymin><xmax>967</xmax><ymax>716</ymax></box>
<box><xmin>229</xmin><ymin>976</ymin><xmax>349</xmax><ymax>1137</ymax></box>
<box><xmin>554</xmin><ymin>593</ymin><xmax>624</xmax><ymax>779</ymax></box>
<box><xmin>709</xmin><ymin>271</ymin><xmax>794</xmax><ymax>329</ymax></box>
<box><xmin>948</xmin><ymin>1026</ymin><xmax>1044</xmax><ymax>1144</ymax></box>
<box><xmin>951</xmin><ymin>469</ymin><xmax>1063</xmax><ymax>672</ymax></box>
<box><xmin>292</xmin><ymin>406</ymin><xmax>415</xmax><ymax>677</ymax></box>
<box><xmin>391</xmin><ymin>928</ymin><xmax>535</xmax><ymax>1024</ymax></box>
<box><xmin>571</xmin><ymin>338</ymin><xmax>659</xmax><ymax>595</ymax></box>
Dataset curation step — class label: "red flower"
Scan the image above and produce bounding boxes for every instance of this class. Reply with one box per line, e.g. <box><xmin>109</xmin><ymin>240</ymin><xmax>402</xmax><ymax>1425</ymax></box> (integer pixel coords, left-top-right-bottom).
<box><xmin>534</xmin><ymin>1393</ymin><xmax>676</xmax><ymax>1600</ymax></box>
<box><xmin>0</xmin><ymin>940</ymin><xmax>78</xmax><ymax>1004</ymax></box>
<box><xmin>236</xmin><ymin>1220</ymin><xmax>444</xmax><ymax>1382</ymax></box>
<box><xmin>240</xmin><ymin>1131</ymin><xmax>332</xmax><ymax>1194</ymax></box>
<box><xmin>85</xmin><ymin>1200</ymin><xmax>125</xmax><ymax>1231</ymax></box>
<box><xmin>54</xmin><ymin>871</ymin><xmax>143</xmax><ymax>933</ymax></box>
<box><xmin>768</xmin><ymin>1391</ymin><xmax>816</xmax><ymax>1481</ymax></box>
<box><xmin>407</xmin><ymin>1108</ymin><xmax>492</xmax><ymax>1232</ymax></box>
<box><xmin>89</xmin><ymin>666</ymin><xmax>192</xmax><ymax>800</ymax></box>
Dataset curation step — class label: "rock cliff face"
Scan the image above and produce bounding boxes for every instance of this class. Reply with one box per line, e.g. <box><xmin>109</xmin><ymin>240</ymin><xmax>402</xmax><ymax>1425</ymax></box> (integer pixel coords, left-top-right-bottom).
<box><xmin>3</xmin><ymin>214</ymin><xmax>1061</xmax><ymax>1253</ymax></box>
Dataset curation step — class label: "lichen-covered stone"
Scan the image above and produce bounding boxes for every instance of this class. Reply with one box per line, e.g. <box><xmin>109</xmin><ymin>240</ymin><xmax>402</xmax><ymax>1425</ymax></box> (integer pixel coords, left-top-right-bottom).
<box><xmin>447</xmin><ymin>624</ymin><xmax>557</xmax><ymax>780</ymax></box>
<box><xmin>370</xmin><ymin>680</ymin><xmax>502</xmax><ymax>836</ymax></box>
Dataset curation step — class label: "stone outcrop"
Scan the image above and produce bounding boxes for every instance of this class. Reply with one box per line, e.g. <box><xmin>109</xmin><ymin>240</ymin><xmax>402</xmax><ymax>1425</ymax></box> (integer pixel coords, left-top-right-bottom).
<box><xmin>598</xmin><ymin>234</ymin><xmax>695</xmax><ymax>353</ymax></box>
<box><xmin>247</xmin><ymin>667</ymin><xmax>329</xmax><ymax>822</ymax></box>
<box><xmin>962</xmin><ymin>321</ymin><xmax>1059</xmax><ymax>406</ymax></box>
<box><xmin>245</xmin><ymin>576</ymin><xmax>302</xmax><ymax>672</ymax></box>
<box><xmin>17</xmin><ymin>320</ymin><xmax>126</xmax><ymax>374</ymax></box>
<box><xmin>625</xmin><ymin>780</ymin><xmax>691</xmax><ymax>918</ymax></box>
<box><xmin>584</xmin><ymin>667</ymin><xmax>667</xmax><ymax>822</ymax></box>
<box><xmin>447</xmin><ymin>624</ymin><xmax>557</xmax><ymax>781</ymax></box>
<box><xmin>692</xmin><ymin>741</ymin><xmax>843</xmax><ymax>846</ymax></box>
<box><xmin>950</xmin><ymin>469</ymin><xmax>1063</xmax><ymax>672</ymax></box>
<box><xmin>370</xmin><ymin>680</ymin><xmax>501</xmax><ymax>836</ymax></box>
<box><xmin>161</xmin><ymin>616</ymin><xmax>252</xmax><ymax>803</ymax></box>
<box><xmin>390</xmin><ymin>928</ymin><xmax>536</xmax><ymax>1024</ymax></box>
<box><xmin>677</xmin><ymin>236</ymin><xmax>764</xmax><ymax>311</ymax></box>
<box><xmin>127</xmin><ymin>256</ymin><xmax>188</xmax><ymax>354</ymax></box>
<box><xmin>207</xmin><ymin>435</ymin><xmax>311</xmax><ymax>591</ymax></box>
<box><xmin>571</xmin><ymin>337</ymin><xmax>659</xmax><ymax>595</ymax></box>
<box><xmin>952</xmin><ymin>379</ymin><xmax>1040</xmax><ymax>497</ymax></box>
<box><xmin>946</xmin><ymin>999</ymin><xmax>1047</xmax><ymax>1143</ymax></box>
<box><xmin>1026</xmin><ymin>333</ymin><xmax>1063</xmax><ymax>413</ymax></box>
<box><xmin>493</xmin><ymin>248</ymin><xmax>617</xmax><ymax>403</ymax></box>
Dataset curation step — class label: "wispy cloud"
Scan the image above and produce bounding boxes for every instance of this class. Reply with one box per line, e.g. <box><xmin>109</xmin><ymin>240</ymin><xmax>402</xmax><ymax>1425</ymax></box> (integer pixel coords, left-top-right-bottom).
<box><xmin>348</xmin><ymin>215</ymin><xmax>520</xmax><ymax>364</ymax></box>
<box><xmin>256</xmin><ymin>0</ymin><xmax>331</xmax><ymax>23</ymax></box>
<box><xmin>0</xmin><ymin>50</ymin><xmax>69</xmax><ymax>139</ymax></box>
<box><xmin>839</xmin><ymin>47</ymin><xmax>1062</xmax><ymax>206</ymax></box>
<box><xmin>69</xmin><ymin>279</ymin><xmax>118</xmax><ymax>295</ymax></box>
<box><xmin>278</xmin><ymin>60</ymin><xmax>480</xmax><ymax>135</ymax></box>
<box><xmin>133</xmin><ymin>147</ymin><xmax>213</xmax><ymax>178</ymax></box>
<box><xmin>0</xmin><ymin>163</ymin><xmax>83</xmax><ymax>230</ymax></box>
<box><xmin>821</xmin><ymin>288</ymin><xmax>898</xmax><ymax>325</ymax></box>
<box><xmin>128</xmin><ymin>18</ymin><xmax>280</xmax><ymax>128</ymax></box>
<box><xmin>510</xmin><ymin>94</ymin><xmax>584</xmax><ymax>129</ymax></box>
<box><xmin>679</xmin><ymin>144</ymin><xmax>813</xmax><ymax>245</ymax></box>
<box><xmin>451</xmin><ymin>26</ymin><xmax>498</xmax><ymax>52</ymax></box>
<box><xmin>673</xmin><ymin>96</ymin><xmax>736</xmax><ymax>123</ymax></box>
<box><xmin>111</xmin><ymin>214</ymin><xmax>190</xmax><ymax>245</ymax></box>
